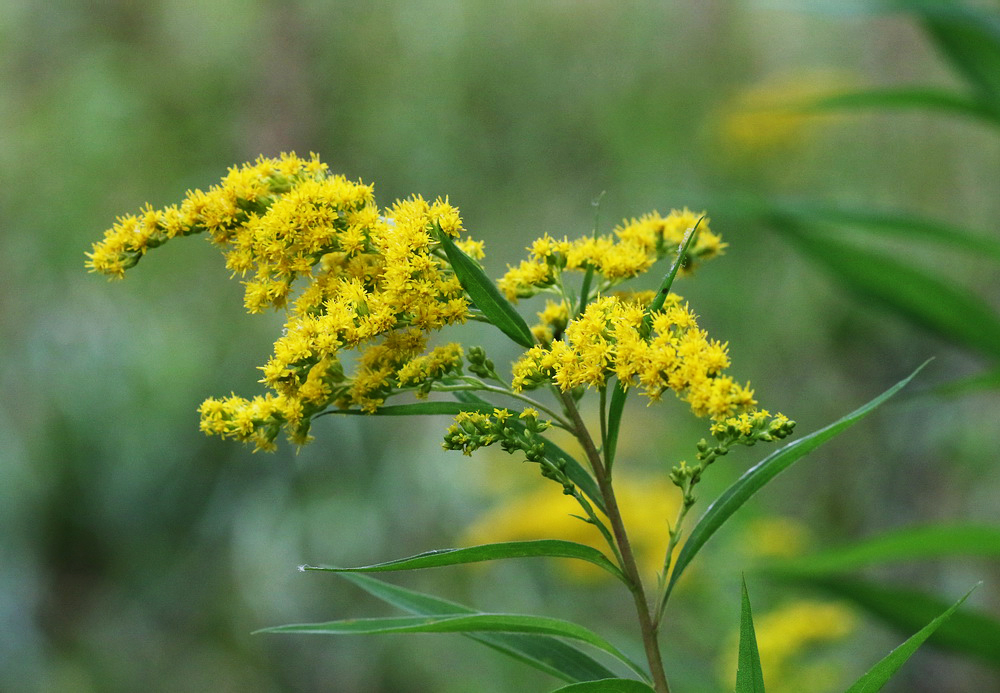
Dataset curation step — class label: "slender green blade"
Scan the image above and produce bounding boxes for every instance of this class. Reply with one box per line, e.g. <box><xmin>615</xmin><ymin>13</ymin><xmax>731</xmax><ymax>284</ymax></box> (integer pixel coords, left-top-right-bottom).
<box><xmin>767</xmin><ymin>524</ymin><xmax>1000</xmax><ymax>574</ymax></box>
<box><xmin>805</xmin><ymin>87</ymin><xmax>998</xmax><ymax>124</ymax></box>
<box><xmin>844</xmin><ymin>584</ymin><xmax>979</xmax><ymax>692</ymax></box>
<box><xmin>917</xmin><ymin>5</ymin><xmax>1000</xmax><ymax>108</ymax></box>
<box><xmin>664</xmin><ymin>362</ymin><xmax>926</xmax><ymax>598</ymax></box>
<box><xmin>550</xmin><ymin>679</ymin><xmax>656</xmax><ymax>692</ymax></box>
<box><xmin>437</xmin><ymin>228</ymin><xmax>535</xmax><ymax>348</ymax></box>
<box><xmin>773</xmin><ymin>203</ymin><xmax>1000</xmax><ymax>261</ymax></box>
<box><xmin>770</xmin><ymin>573</ymin><xmax>1000</xmax><ymax>668</ymax></box>
<box><xmin>778</xmin><ymin>225</ymin><xmax>1000</xmax><ymax>361</ymax></box>
<box><xmin>303</xmin><ymin>540</ymin><xmax>625</xmax><ymax>584</ymax></box>
<box><xmin>453</xmin><ymin>391</ymin><xmax>606</xmax><ymax>514</ymax></box>
<box><xmin>337</xmin><ymin>572</ymin><xmax>619</xmax><ymax>683</ymax></box>
<box><xmin>259</xmin><ymin>612</ymin><xmax>650</xmax><ymax>680</ymax></box>
<box><xmin>736</xmin><ymin>577</ymin><xmax>767</xmax><ymax>693</ymax></box>
<box><xmin>605</xmin><ymin>381</ymin><xmax>628</xmax><ymax>472</ymax></box>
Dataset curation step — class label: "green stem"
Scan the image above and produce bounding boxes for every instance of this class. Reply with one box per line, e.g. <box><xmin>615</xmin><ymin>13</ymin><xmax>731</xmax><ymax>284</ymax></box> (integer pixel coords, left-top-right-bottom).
<box><xmin>429</xmin><ymin>381</ymin><xmax>573</xmax><ymax>430</ymax></box>
<box><xmin>654</xmin><ymin>494</ymin><xmax>694</xmax><ymax>630</ymax></box>
<box><xmin>558</xmin><ymin>390</ymin><xmax>671</xmax><ymax>693</ymax></box>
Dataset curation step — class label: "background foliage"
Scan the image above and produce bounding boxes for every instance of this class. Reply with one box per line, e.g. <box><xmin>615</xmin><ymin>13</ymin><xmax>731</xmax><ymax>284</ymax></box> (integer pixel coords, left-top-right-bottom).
<box><xmin>2</xmin><ymin>1</ymin><xmax>998</xmax><ymax>691</ymax></box>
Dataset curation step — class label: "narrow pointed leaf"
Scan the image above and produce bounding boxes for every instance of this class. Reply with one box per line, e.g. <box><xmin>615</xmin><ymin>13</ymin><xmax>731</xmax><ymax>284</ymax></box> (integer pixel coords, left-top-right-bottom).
<box><xmin>767</xmin><ymin>524</ymin><xmax>1000</xmax><ymax>575</ymax></box>
<box><xmin>805</xmin><ymin>87</ymin><xmax>999</xmax><ymax>125</ymax></box>
<box><xmin>604</xmin><ymin>381</ymin><xmax>628</xmax><ymax>472</ymax></box>
<box><xmin>664</xmin><ymin>362</ymin><xmax>926</xmax><ymax>598</ymax></box>
<box><xmin>918</xmin><ymin>6</ymin><xmax>1000</xmax><ymax>106</ymax></box>
<box><xmin>303</xmin><ymin>540</ymin><xmax>626</xmax><ymax>584</ymax></box>
<box><xmin>736</xmin><ymin>577</ymin><xmax>767</xmax><ymax>693</ymax></box>
<box><xmin>437</xmin><ymin>228</ymin><xmax>535</xmax><ymax>348</ymax></box>
<box><xmin>454</xmin><ymin>391</ymin><xmax>606</xmax><ymax>514</ymax></box>
<box><xmin>777</xmin><ymin>224</ymin><xmax>1000</xmax><ymax>360</ymax></box>
<box><xmin>551</xmin><ymin>679</ymin><xmax>656</xmax><ymax>692</ymax></box>
<box><xmin>844</xmin><ymin>584</ymin><xmax>979</xmax><ymax>692</ymax></box>
<box><xmin>768</xmin><ymin>573</ymin><xmax>1000</xmax><ymax>668</ymax></box>
<box><xmin>336</xmin><ymin>572</ymin><xmax>619</xmax><ymax>683</ymax></box>
<box><xmin>259</xmin><ymin>612</ymin><xmax>650</xmax><ymax>680</ymax></box>
<box><xmin>772</xmin><ymin>203</ymin><xmax>1000</xmax><ymax>261</ymax></box>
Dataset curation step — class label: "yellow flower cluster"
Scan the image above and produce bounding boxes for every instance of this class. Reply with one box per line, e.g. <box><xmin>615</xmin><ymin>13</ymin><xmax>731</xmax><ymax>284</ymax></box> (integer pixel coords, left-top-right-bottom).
<box><xmin>89</xmin><ymin>153</ymin><xmax>482</xmax><ymax>450</ymax></box>
<box><xmin>498</xmin><ymin>208</ymin><xmax>725</xmax><ymax>301</ymax></box>
<box><xmin>512</xmin><ymin>294</ymin><xmax>756</xmax><ymax>420</ymax></box>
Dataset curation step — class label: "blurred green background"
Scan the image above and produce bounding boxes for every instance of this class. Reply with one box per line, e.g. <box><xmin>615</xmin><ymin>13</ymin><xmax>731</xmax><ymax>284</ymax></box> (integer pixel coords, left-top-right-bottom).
<box><xmin>2</xmin><ymin>1</ymin><xmax>999</xmax><ymax>691</ymax></box>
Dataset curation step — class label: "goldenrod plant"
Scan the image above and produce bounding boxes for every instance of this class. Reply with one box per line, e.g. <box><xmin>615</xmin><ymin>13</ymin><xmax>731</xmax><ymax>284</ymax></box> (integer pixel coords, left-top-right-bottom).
<box><xmin>89</xmin><ymin>153</ymin><xmax>971</xmax><ymax>692</ymax></box>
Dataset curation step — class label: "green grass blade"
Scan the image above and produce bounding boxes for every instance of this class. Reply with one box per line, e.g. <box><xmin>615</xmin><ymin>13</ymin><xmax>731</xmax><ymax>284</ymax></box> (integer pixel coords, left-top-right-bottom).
<box><xmin>664</xmin><ymin>362</ymin><xmax>926</xmax><ymax>599</ymax></box>
<box><xmin>550</xmin><ymin>680</ymin><xmax>656</xmax><ymax>692</ymax></box>
<box><xmin>767</xmin><ymin>524</ymin><xmax>1000</xmax><ymax>574</ymax></box>
<box><xmin>437</xmin><ymin>227</ymin><xmax>535</xmax><ymax>348</ymax></box>
<box><xmin>259</xmin><ymin>612</ymin><xmax>650</xmax><ymax>681</ymax></box>
<box><xmin>604</xmin><ymin>381</ymin><xmax>628</xmax><ymax>472</ymax></box>
<box><xmin>303</xmin><ymin>539</ymin><xmax>626</xmax><ymax>584</ymax></box>
<box><xmin>336</xmin><ymin>572</ymin><xmax>620</xmax><ymax>683</ymax></box>
<box><xmin>777</xmin><ymin>225</ymin><xmax>1000</xmax><ymax>361</ymax></box>
<box><xmin>736</xmin><ymin>577</ymin><xmax>767</xmax><ymax>693</ymax></box>
<box><xmin>768</xmin><ymin>573</ymin><xmax>999</xmax><ymax>668</ymax></box>
<box><xmin>453</xmin><ymin>391</ymin><xmax>606</xmax><ymax>514</ymax></box>
<box><xmin>773</xmin><ymin>203</ymin><xmax>1000</xmax><ymax>261</ymax></box>
<box><xmin>844</xmin><ymin>584</ymin><xmax>980</xmax><ymax>691</ymax></box>
<box><xmin>917</xmin><ymin>5</ymin><xmax>1000</xmax><ymax>107</ymax></box>
<box><xmin>804</xmin><ymin>87</ymin><xmax>999</xmax><ymax>125</ymax></box>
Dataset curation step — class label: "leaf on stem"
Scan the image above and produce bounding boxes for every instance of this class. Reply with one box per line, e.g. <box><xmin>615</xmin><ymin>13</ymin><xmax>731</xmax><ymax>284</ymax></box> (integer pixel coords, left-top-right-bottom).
<box><xmin>765</xmin><ymin>523</ymin><xmax>1000</xmax><ymax>575</ymax></box>
<box><xmin>775</xmin><ymin>222</ymin><xmax>1000</xmax><ymax>361</ymax></box>
<box><xmin>334</xmin><ymin>572</ymin><xmax>620</xmax><ymax>683</ymax></box>
<box><xmin>437</xmin><ymin>227</ymin><xmax>535</xmax><ymax>348</ymax></box>
<box><xmin>736</xmin><ymin>577</ymin><xmax>767</xmax><ymax>693</ymax></box>
<box><xmin>604</xmin><ymin>381</ymin><xmax>628</xmax><ymax>472</ymax></box>
<box><xmin>843</xmin><ymin>584</ymin><xmax>979</xmax><ymax>692</ymax></box>
<box><xmin>259</xmin><ymin>612</ymin><xmax>650</xmax><ymax>681</ymax></box>
<box><xmin>803</xmin><ymin>87</ymin><xmax>999</xmax><ymax>125</ymax></box>
<box><xmin>550</xmin><ymin>679</ymin><xmax>657</xmax><ymax>692</ymax></box>
<box><xmin>767</xmin><ymin>572</ymin><xmax>1000</xmax><ymax>668</ymax></box>
<box><xmin>303</xmin><ymin>539</ymin><xmax>626</xmax><ymax>584</ymax></box>
<box><xmin>663</xmin><ymin>361</ymin><xmax>927</xmax><ymax>600</ymax></box>
<box><xmin>326</xmin><ymin>401</ymin><xmax>497</xmax><ymax>416</ymax></box>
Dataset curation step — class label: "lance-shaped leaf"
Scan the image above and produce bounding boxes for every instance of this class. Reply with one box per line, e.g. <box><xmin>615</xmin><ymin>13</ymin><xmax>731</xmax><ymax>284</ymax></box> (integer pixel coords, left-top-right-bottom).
<box><xmin>550</xmin><ymin>679</ymin><xmax>656</xmax><ymax>693</ymax></box>
<box><xmin>736</xmin><ymin>577</ymin><xmax>767</xmax><ymax>693</ymax></box>
<box><xmin>767</xmin><ymin>573</ymin><xmax>1000</xmax><ymax>668</ymax></box>
<box><xmin>844</xmin><ymin>584</ymin><xmax>979</xmax><ymax>692</ymax></box>
<box><xmin>336</xmin><ymin>572</ymin><xmax>620</xmax><ymax>683</ymax></box>
<box><xmin>302</xmin><ymin>539</ymin><xmax>626</xmax><ymax>584</ymax></box>
<box><xmin>604</xmin><ymin>381</ymin><xmax>628</xmax><ymax>472</ymax></box>
<box><xmin>259</xmin><ymin>612</ymin><xmax>650</xmax><ymax>681</ymax></box>
<box><xmin>917</xmin><ymin>5</ymin><xmax>1000</xmax><ymax>108</ymax></box>
<box><xmin>663</xmin><ymin>362</ymin><xmax>927</xmax><ymax>599</ymax></box>
<box><xmin>437</xmin><ymin>227</ymin><xmax>535</xmax><ymax>348</ymax></box>
<box><xmin>776</xmin><ymin>223</ymin><xmax>1000</xmax><ymax>361</ymax></box>
<box><xmin>766</xmin><ymin>523</ymin><xmax>1000</xmax><ymax>575</ymax></box>
<box><xmin>804</xmin><ymin>87</ymin><xmax>999</xmax><ymax>125</ymax></box>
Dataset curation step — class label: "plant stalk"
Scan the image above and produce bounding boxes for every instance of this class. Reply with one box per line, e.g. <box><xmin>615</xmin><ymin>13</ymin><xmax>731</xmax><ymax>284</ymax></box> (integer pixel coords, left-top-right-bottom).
<box><xmin>559</xmin><ymin>390</ymin><xmax>671</xmax><ymax>693</ymax></box>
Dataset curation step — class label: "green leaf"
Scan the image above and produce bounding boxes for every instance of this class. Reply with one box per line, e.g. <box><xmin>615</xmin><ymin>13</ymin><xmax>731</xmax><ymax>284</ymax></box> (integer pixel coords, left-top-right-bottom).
<box><xmin>303</xmin><ymin>540</ymin><xmax>626</xmax><ymax>584</ymax></box>
<box><xmin>843</xmin><ymin>584</ymin><xmax>979</xmax><ymax>692</ymax></box>
<box><xmin>804</xmin><ymin>87</ymin><xmax>999</xmax><ymax>125</ymax></box>
<box><xmin>917</xmin><ymin>5</ymin><xmax>1000</xmax><ymax>107</ymax></box>
<box><xmin>772</xmin><ymin>203</ymin><xmax>1000</xmax><ymax>262</ymax></box>
<box><xmin>776</xmin><ymin>223</ymin><xmax>1000</xmax><ymax>361</ymax></box>
<box><xmin>663</xmin><ymin>362</ymin><xmax>926</xmax><ymax>599</ymax></box>
<box><xmin>259</xmin><ymin>612</ymin><xmax>650</xmax><ymax>681</ymax></box>
<box><xmin>325</xmin><ymin>401</ymin><xmax>497</xmax><ymax>416</ymax></box>
<box><xmin>770</xmin><ymin>573</ymin><xmax>1000</xmax><ymax>669</ymax></box>
<box><xmin>604</xmin><ymin>381</ymin><xmax>628</xmax><ymax>472</ymax></box>
<box><xmin>736</xmin><ymin>577</ymin><xmax>767</xmax><ymax>693</ymax></box>
<box><xmin>336</xmin><ymin>572</ymin><xmax>620</xmax><ymax>683</ymax></box>
<box><xmin>767</xmin><ymin>524</ymin><xmax>1000</xmax><ymax>575</ymax></box>
<box><xmin>550</xmin><ymin>679</ymin><xmax>656</xmax><ymax>692</ymax></box>
<box><xmin>454</xmin><ymin>391</ymin><xmax>606</xmax><ymax>514</ymax></box>
<box><xmin>437</xmin><ymin>227</ymin><xmax>535</xmax><ymax>348</ymax></box>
